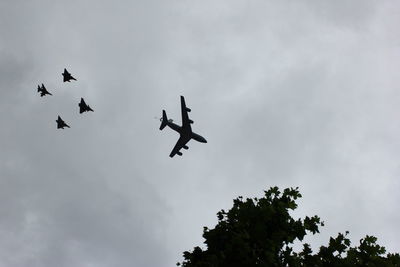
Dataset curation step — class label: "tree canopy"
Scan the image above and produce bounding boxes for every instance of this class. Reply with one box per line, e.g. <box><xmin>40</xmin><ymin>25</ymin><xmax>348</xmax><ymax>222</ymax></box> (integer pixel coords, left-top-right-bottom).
<box><xmin>177</xmin><ymin>187</ymin><xmax>400</xmax><ymax>267</ymax></box>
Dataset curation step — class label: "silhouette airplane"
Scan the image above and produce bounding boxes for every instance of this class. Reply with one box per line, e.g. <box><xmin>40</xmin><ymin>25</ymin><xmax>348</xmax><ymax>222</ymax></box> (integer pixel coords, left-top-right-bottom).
<box><xmin>62</xmin><ymin>68</ymin><xmax>76</xmax><ymax>82</ymax></box>
<box><xmin>79</xmin><ymin>98</ymin><xmax>94</xmax><ymax>113</ymax></box>
<box><xmin>160</xmin><ymin>96</ymin><xmax>207</xmax><ymax>157</ymax></box>
<box><xmin>56</xmin><ymin>116</ymin><xmax>70</xmax><ymax>129</ymax></box>
<box><xmin>37</xmin><ymin>83</ymin><xmax>52</xmax><ymax>97</ymax></box>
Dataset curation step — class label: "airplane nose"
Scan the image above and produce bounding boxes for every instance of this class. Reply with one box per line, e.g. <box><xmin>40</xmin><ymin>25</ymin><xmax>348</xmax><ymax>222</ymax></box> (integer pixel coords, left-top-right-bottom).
<box><xmin>193</xmin><ymin>133</ymin><xmax>207</xmax><ymax>143</ymax></box>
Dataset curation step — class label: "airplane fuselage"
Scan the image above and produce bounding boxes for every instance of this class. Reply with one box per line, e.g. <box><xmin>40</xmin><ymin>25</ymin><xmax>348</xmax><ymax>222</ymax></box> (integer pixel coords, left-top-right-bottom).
<box><xmin>167</xmin><ymin>121</ymin><xmax>207</xmax><ymax>143</ymax></box>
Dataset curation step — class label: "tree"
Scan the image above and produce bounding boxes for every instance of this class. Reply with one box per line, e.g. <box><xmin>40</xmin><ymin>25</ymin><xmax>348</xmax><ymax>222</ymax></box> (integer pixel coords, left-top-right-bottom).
<box><xmin>177</xmin><ymin>187</ymin><xmax>400</xmax><ymax>267</ymax></box>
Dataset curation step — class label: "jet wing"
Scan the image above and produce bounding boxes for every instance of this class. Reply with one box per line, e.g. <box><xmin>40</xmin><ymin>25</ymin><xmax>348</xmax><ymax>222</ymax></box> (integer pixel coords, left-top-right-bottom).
<box><xmin>180</xmin><ymin>96</ymin><xmax>192</xmax><ymax>132</ymax></box>
<box><xmin>79</xmin><ymin>99</ymin><xmax>84</xmax><ymax>113</ymax></box>
<box><xmin>63</xmin><ymin>69</ymin><xmax>70</xmax><ymax>82</ymax></box>
<box><xmin>169</xmin><ymin>136</ymin><xmax>190</xmax><ymax>158</ymax></box>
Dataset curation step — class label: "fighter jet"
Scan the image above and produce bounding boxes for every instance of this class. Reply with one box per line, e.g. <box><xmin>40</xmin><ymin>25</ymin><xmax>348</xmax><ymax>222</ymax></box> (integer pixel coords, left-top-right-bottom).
<box><xmin>62</xmin><ymin>68</ymin><xmax>76</xmax><ymax>82</ymax></box>
<box><xmin>160</xmin><ymin>96</ymin><xmax>207</xmax><ymax>157</ymax></box>
<box><xmin>37</xmin><ymin>84</ymin><xmax>52</xmax><ymax>97</ymax></box>
<box><xmin>79</xmin><ymin>98</ymin><xmax>94</xmax><ymax>113</ymax></box>
<box><xmin>56</xmin><ymin>116</ymin><xmax>70</xmax><ymax>129</ymax></box>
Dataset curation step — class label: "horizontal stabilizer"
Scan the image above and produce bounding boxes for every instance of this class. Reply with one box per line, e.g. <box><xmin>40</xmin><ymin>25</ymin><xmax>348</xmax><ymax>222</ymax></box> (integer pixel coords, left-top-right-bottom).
<box><xmin>159</xmin><ymin>110</ymin><xmax>168</xmax><ymax>130</ymax></box>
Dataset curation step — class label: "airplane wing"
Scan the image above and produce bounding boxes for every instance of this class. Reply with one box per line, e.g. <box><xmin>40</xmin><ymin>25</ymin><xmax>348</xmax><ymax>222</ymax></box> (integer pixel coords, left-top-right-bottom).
<box><xmin>180</xmin><ymin>96</ymin><xmax>192</xmax><ymax>132</ymax></box>
<box><xmin>169</xmin><ymin>136</ymin><xmax>190</xmax><ymax>158</ymax></box>
<box><xmin>63</xmin><ymin>69</ymin><xmax>69</xmax><ymax>82</ymax></box>
<box><xmin>56</xmin><ymin>118</ymin><xmax>63</xmax><ymax>128</ymax></box>
<box><xmin>79</xmin><ymin>99</ymin><xmax>87</xmax><ymax>113</ymax></box>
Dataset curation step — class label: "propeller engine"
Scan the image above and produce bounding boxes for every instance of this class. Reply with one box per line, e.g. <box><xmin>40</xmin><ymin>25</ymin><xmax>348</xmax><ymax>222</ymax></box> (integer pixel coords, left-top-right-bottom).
<box><xmin>155</xmin><ymin>117</ymin><xmax>173</xmax><ymax>123</ymax></box>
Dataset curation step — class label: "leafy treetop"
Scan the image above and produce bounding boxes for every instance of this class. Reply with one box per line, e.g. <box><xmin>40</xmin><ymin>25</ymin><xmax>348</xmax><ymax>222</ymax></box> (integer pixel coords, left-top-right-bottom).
<box><xmin>178</xmin><ymin>187</ymin><xmax>400</xmax><ymax>267</ymax></box>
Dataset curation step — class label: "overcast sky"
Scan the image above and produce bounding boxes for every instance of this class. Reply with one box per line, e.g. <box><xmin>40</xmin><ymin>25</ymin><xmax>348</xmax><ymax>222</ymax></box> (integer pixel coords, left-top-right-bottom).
<box><xmin>1</xmin><ymin>1</ymin><xmax>400</xmax><ymax>266</ymax></box>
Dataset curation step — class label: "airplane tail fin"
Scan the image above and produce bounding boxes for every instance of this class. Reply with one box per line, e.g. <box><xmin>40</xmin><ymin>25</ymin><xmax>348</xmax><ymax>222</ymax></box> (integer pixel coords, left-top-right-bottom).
<box><xmin>159</xmin><ymin>110</ymin><xmax>168</xmax><ymax>130</ymax></box>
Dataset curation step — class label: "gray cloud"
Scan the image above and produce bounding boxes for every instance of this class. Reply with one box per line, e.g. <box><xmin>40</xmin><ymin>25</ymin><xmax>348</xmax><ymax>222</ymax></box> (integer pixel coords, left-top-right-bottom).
<box><xmin>1</xmin><ymin>1</ymin><xmax>399</xmax><ymax>266</ymax></box>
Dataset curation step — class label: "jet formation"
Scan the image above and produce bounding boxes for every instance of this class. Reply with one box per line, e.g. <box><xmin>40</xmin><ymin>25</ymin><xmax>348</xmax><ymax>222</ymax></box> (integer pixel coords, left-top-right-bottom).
<box><xmin>37</xmin><ymin>69</ymin><xmax>206</xmax><ymax>157</ymax></box>
<box><xmin>160</xmin><ymin>96</ymin><xmax>207</xmax><ymax>157</ymax></box>
<box><xmin>36</xmin><ymin>68</ymin><xmax>94</xmax><ymax>129</ymax></box>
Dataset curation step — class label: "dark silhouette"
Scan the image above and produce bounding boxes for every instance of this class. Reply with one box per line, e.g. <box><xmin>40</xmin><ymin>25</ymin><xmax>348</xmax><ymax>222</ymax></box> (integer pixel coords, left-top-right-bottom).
<box><xmin>62</xmin><ymin>68</ymin><xmax>76</xmax><ymax>82</ymax></box>
<box><xmin>160</xmin><ymin>95</ymin><xmax>207</xmax><ymax>157</ymax></box>
<box><xmin>79</xmin><ymin>98</ymin><xmax>94</xmax><ymax>113</ymax></box>
<box><xmin>177</xmin><ymin>187</ymin><xmax>400</xmax><ymax>266</ymax></box>
<box><xmin>37</xmin><ymin>83</ymin><xmax>52</xmax><ymax>97</ymax></box>
<box><xmin>56</xmin><ymin>116</ymin><xmax>70</xmax><ymax>129</ymax></box>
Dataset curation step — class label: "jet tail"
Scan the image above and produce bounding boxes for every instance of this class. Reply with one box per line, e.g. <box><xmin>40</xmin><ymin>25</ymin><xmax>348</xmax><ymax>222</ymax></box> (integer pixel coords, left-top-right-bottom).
<box><xmin>159</xmin><ymin>110</ymin><xmax>168</xmax><ymax>130</ymax></box>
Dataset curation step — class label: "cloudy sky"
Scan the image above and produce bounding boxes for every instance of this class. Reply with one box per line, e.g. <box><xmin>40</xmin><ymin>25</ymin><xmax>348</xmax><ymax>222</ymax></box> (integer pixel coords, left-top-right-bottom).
<box><xmin>1</xmin><ymin>1</ymin><xmax>400</xmax><ymax>266</ymax></box>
